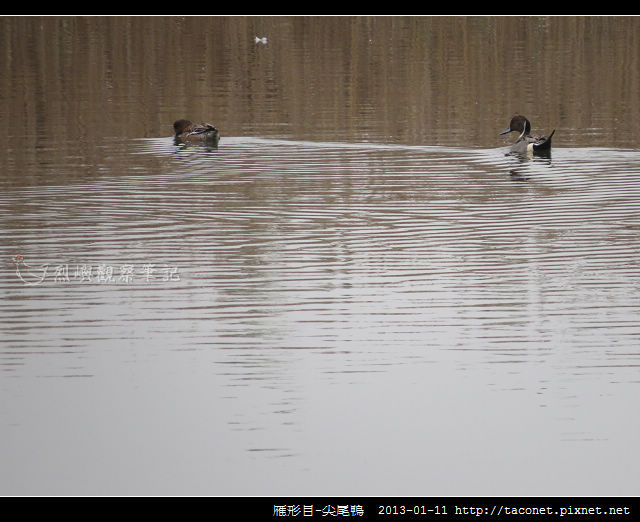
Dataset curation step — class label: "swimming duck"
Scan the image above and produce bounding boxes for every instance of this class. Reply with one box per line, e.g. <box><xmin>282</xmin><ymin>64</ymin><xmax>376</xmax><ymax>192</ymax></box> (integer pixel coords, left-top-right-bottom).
<box><xmin>500</xmin><ymin>115</ymin><xmax>554</xmax><ymax>154</ymax></box>
<box><xmin>173</xmin><ymin>119</ymin><xmax>220</xmax><ymax>146</ymax></box>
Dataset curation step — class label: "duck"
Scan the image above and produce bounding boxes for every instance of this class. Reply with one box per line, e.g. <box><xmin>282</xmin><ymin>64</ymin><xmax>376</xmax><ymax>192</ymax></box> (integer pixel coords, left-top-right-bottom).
<box><xmin>500</xmin><ymin>115</ymin><xmax>554</xmax><ymax>154</ymax></box>
<box><xmin>173</xmin><ymin>119</ymin><xmax>220</xmax><ymax>146</ymax></box>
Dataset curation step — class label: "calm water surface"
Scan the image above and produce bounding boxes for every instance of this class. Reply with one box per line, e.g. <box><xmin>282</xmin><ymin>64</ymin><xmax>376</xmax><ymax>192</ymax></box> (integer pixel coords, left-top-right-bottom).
<box><xmin>1</xmin><ymin>16</ymin><xmax>639</xmax><ymax>496</ymax></box>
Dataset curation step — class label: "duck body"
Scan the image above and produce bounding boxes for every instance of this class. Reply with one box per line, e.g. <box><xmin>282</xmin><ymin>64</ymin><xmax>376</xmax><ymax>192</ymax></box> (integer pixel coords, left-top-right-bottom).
<box><xmin>173</xmin><ymin>119</ymin><xmax>220</xmax><ymax>146</ymax></box>
<box><xmin>500</xmin><ymin>115</ymin><xmax>554</xmax><ymax>154</ymax></box>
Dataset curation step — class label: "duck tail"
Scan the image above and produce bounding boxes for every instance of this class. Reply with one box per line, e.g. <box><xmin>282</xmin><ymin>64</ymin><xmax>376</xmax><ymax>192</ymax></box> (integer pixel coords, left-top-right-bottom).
<box><xmin>534</xmin><ymin>129</ymin><xmax>555</xmax><ymax>151</ymax></box>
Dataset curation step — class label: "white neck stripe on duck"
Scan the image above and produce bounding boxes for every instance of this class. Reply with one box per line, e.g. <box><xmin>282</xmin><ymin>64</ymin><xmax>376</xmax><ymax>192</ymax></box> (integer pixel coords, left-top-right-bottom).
<box><xmin>517</xmin><ymin>119</ymin><xmax>530</xmax><ymax>141</ymax></box>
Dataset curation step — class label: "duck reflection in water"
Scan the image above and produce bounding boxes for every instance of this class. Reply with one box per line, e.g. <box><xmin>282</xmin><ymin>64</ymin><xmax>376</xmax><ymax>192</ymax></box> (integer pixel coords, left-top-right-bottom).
<box><xmin>173</xmin><ymin>119</ymin><xmax>220</xmax><ymax>147</ymax></box>
<box><xmin>508</xmin><ymin>149</ymin><xmax>553</xmax><ymax>182</ymax></box>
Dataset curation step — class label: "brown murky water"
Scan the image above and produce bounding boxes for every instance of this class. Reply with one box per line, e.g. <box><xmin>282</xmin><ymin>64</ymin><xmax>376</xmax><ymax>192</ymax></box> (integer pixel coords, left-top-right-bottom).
<box><xmin>1</xmin><ymin>16</ymin><xmax>639</xmax><ymax>495</ymax></box>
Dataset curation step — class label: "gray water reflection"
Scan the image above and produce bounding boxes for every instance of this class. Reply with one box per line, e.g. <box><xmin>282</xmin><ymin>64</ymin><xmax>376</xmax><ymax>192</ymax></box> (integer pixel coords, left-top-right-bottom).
<box><xmin>2</xmin><ymin>135</ymin><xmax>640</xmax><ymax>495</ymax></box>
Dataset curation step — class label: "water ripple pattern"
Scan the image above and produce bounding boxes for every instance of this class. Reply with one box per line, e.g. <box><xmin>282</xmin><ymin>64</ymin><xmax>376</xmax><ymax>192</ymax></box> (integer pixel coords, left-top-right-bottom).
<box><xmin>2</xmin><ymin>137</ymin><xmax>639</xmax><ymax>494</ymax></box>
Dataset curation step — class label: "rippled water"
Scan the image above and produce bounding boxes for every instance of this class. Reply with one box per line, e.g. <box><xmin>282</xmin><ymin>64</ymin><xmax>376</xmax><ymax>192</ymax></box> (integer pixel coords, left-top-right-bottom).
<box><xmin>1</xmin><ymin>16</ymin><xmax>640</xmax><ymax>496</ymax></box>
<box><xmin>2</xmin><ymin>135</ymin><xmax>639</xmax><ymax>495</ymax></box>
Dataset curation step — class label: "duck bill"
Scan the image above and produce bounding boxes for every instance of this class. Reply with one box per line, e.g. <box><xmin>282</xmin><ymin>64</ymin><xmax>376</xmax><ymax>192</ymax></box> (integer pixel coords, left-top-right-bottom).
<box><xmin>499</xmin><ymin>128</ymin><xmax>511</xmax><ymax>135</ymax></box>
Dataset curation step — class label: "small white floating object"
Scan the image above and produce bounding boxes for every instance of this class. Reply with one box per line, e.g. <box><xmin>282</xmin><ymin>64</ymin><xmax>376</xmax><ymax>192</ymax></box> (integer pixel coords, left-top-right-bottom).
<box><xmin>255</xmin><ymin>36</ymin><xmax>268</xmax><ymax>45</ymax></box>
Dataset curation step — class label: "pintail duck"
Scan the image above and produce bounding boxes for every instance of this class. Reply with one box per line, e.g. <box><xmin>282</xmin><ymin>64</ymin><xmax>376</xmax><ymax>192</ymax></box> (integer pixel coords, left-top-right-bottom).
<box><xmin>500</xmin><ymin>115</ymin><xmax>554</xmax><ymax>154</ymax></box>
<box><xmin>173</xmin><ymin>119</ymin><xmax>220</xmax><ymax>146</ymax></box>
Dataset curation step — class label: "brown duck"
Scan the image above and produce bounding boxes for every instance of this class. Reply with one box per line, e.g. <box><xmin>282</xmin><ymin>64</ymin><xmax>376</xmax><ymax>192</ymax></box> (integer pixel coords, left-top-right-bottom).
<box><xmin>173</xmin><ymin>119</ymin><xmax>220</xmax><ymax>146</ymax></box>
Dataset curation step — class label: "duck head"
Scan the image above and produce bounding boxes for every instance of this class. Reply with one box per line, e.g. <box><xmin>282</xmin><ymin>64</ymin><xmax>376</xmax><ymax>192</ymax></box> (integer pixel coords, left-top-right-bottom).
<box><xmin>173</xmin><ymin>119</ymin><xmax>194</xmax><ymax>135</ymax></box>
<box><xmin>500</xmin><ymin>115</ymin><xmax>532</xmax><ymax>137</ymax></box>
